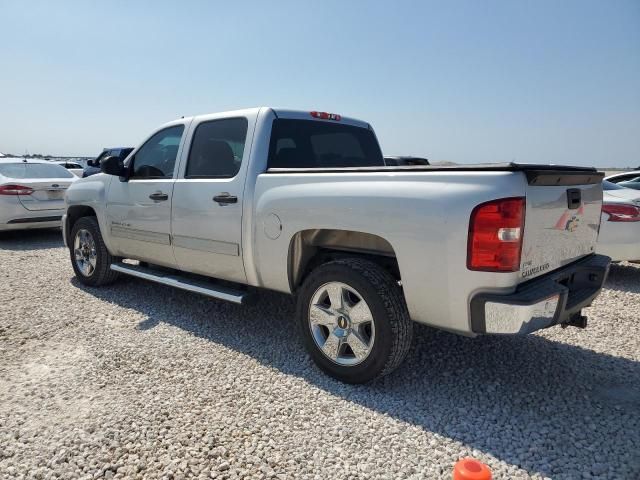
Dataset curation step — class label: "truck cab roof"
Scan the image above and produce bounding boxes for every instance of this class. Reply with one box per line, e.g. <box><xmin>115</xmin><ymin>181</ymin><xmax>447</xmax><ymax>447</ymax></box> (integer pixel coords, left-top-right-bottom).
<box><xmin>162</xmin><ymin>107</ymin><xmax>371</xmax><ymax>130</ymax></box>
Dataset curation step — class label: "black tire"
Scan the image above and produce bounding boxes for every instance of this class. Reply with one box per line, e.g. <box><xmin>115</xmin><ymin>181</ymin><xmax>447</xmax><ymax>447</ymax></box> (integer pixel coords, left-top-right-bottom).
<box><xmin>296</xmin><ymin>258</ymin><xmax>413</xmax><ymax>383</ymax></box>
<box><xmin>69</xmin><ymin>216</ymin><xmax>120</xmax><ymax>287</ymax></box>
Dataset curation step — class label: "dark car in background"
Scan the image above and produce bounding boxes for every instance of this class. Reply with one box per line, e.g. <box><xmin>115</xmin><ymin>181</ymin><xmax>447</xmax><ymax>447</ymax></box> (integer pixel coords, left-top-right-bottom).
<box><xmin>83</xmin><ymin>147</ymin><xmax>133</xmax><ymax>177</ymax></box>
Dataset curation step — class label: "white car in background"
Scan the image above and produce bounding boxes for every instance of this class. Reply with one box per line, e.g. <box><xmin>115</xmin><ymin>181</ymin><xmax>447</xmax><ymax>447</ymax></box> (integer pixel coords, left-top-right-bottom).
<box><xmin>52</xmin><ymin>160</ymin><xmax>84</xmax><ymax>177</ymax></box>
<box><xmin>605</xmin><ymin>170</ymin><xmax>640</xmax><ymax>191</ymax></box>
<box><xmin>597</xmin><ymin>181</ymin><xmax>640</xmax><ymax>262</ymax></box>
<box><xmin>0</xmin><ymin>158</ymin><xmax>77</xmax><ymax>231</ymax></box>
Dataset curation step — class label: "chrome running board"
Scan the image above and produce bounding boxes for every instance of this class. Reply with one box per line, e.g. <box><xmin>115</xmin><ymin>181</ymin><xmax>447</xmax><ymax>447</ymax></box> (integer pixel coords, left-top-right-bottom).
<box><xmin>110</xmin><ymin>263</ymin><xmax>249</xmax><ymax>305</ymax></box>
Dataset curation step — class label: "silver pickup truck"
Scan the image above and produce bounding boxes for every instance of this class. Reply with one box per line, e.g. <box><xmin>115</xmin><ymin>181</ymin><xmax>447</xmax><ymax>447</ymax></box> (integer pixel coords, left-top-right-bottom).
<box><xmin>63</xmin><ymin>107</ymin><xmax>610</xmax><ymax>383</ymax></box>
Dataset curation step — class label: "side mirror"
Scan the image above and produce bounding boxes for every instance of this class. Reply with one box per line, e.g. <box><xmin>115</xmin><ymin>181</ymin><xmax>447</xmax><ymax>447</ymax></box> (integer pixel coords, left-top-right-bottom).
<box><xmin>100</xmin><ymin>156</ymin><xmax>127</xmax><ymax>177</ymax></box>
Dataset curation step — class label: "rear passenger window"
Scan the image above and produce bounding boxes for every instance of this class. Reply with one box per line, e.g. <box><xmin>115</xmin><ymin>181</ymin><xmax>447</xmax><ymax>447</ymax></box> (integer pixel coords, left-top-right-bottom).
<box><xmin>186</xmin><ymin>118</ymin><xmax>248</xmax><ymax>178</ymax></box>
<box><xmin>268</xmin><ymin>119</ymin><xmax>384</xmax><ymax>169</ymax></box>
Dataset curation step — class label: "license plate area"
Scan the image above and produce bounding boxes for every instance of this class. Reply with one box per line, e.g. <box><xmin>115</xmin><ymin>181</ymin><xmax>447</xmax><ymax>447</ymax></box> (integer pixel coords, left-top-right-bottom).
<box><xmin>46</xmin><ymin>190</ymin><xmax>65</xmax><ymax>200</ymax></box>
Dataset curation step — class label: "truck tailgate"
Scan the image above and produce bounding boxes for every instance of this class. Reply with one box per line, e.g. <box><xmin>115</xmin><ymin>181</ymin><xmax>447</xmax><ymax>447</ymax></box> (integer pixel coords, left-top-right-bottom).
<box><xmin>520</xmin><ymin>169</ymin><xmax>604</xmax><ymax>281</ymax></box>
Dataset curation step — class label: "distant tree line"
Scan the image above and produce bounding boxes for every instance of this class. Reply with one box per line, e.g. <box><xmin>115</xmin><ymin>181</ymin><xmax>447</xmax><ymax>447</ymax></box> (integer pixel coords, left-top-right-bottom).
<box><xmin>1</xmin><ymin>152</ymin><xmax>90</xmax><ymax>160</ymax></box>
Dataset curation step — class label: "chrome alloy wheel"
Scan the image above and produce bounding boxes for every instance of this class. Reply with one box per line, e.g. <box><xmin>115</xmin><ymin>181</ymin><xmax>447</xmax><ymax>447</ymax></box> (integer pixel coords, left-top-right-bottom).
<box><xmin>74</xmin><ymin>228</ymin><xmax>97</xmax><ymax>277</ymax></box>
<box><xmin>308</xmin><ymin>282</ymin><xmax>376</xmax><ymax>366</ymax></box>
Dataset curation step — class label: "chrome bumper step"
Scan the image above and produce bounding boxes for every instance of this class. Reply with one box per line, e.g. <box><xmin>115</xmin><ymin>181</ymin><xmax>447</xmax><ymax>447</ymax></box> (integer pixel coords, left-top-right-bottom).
<box><xmin>110</xmin><ymin>262</ymin><xmax>250</xmax><ymax>305</ymax></box>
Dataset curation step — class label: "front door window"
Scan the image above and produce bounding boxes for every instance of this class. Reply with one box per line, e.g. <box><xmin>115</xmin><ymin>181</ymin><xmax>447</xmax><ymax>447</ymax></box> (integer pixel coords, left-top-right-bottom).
<box><xmin>130</xmin><ymin>125</ymin><xmax>185</xmax><ymax>179</ymax></box>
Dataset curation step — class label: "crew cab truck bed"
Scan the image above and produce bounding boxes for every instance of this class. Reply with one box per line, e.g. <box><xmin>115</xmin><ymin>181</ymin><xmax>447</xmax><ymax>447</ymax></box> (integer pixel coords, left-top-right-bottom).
<box><xmin>63</xmin><ymin>107</ymin><xmax>610</xmax><ymax>383</ymax></box>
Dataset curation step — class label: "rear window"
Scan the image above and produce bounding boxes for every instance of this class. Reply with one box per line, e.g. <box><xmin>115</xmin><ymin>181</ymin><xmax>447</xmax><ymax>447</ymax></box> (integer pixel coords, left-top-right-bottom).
<box><xmin>268</xmin><ymin>119</ymin><xmax>384</xmax><ymax>169</ymax></box>
<box><xmin>0</xmin><ymin>163</ymin><xmax>74</xmax><ymax>179</ymax></box>
<box><xmin>603</xmin><ymin>180</ymin><xmax>625</xmax><ymax>191</ymax></box>
<box><xmin>610</xmin><ymin>173</ymin><xmax>640</xmax><ymax>183</ymax></box>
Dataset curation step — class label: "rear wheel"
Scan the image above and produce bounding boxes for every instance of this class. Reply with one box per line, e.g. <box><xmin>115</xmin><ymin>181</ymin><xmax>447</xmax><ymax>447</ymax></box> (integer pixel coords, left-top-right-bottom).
<box><xmin>70</xmin><ymin>216</ymin><xmax>120</xmax><ymax>286</ymax></box>
<box><xmin>296</xmin><ymin>258</ymin><xmax>413</xmax><ymax>383</ymax></box>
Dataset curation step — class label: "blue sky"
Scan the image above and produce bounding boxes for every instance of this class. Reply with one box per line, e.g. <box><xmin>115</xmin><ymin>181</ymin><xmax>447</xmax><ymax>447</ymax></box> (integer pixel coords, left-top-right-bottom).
<box><xmin>1</xmin><ymin>0</ymin><xmax>638</xmax><ymax>166</ymax></box>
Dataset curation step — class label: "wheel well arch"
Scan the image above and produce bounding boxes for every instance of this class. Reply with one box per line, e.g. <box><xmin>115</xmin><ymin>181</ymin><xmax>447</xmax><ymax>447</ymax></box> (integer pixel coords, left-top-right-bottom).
<box><xmin>66</xmin><ymin>205</ymin><xmax>97</xmax><ymax>241</ymax></box>
<box><xmin>287</xmin><ymin>229</ymin><xmax>400</xmax><ymax>291</ymax></box>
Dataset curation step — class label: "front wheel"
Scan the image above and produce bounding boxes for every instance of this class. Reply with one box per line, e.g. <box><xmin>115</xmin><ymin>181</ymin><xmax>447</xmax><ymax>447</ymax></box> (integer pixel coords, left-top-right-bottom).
<box><xmin>70</xmin><ymin>216</ymin><xmax>120</xmax><ymax>287</ymax></box>
<box><xmin>296</xmin><ymin>258</ymin><xmax>413</xmax><ymax>383</ymax></box>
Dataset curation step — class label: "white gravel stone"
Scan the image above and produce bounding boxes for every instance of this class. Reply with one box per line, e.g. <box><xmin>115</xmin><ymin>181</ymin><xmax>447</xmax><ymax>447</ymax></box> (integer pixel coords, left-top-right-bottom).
<box><xmin>0</xmin><ymin>229</ymin><xmax>639</xmax><ymax>479</ymax></box>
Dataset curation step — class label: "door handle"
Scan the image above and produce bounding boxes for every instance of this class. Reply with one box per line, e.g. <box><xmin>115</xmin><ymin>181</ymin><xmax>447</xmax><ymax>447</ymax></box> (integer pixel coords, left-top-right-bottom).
<box><xmin>149</xmin><ymin>192</ymin><xmax>169</xmax><ymax>201</ymax></box>
<box><xmin>213</xmin><ymin>193</ymin><xmax>238</xmax><ymax>205</ymax></box>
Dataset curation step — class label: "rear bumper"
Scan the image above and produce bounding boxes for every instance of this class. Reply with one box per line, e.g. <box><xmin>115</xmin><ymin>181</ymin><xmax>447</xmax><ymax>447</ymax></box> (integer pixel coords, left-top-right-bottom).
<box><xmin>470</xmin><ymin>254</ymin><xmax>610</xmax><ymax>334</ymax></box>
<box><xmin>1</xmin><ymin>197</ymin><xmax>64</xmax><ymax>231</ymax></box>
<box><xmin>0</xmin><ymin>219</ymin><xmax>62</xmax><ymax>231</ymax></box>
<box><xmin>596</xmin><ymin>217</ymin><xmax>640</xmax><ymax>262</ymax></box>
<box><xmin>597</xmin><ymin>242</ymin><xmax>640</xmax><ymax>263</ymax></box>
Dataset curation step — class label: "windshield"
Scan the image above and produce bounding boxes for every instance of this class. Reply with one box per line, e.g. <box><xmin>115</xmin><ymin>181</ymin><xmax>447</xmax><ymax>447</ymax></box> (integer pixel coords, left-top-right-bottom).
<box><xmin>0</xmin><ymin>163</ymin><xmax>74</xmax><ymax>179</ymax></box>
<box><xmin>603</xmin><ymin>180</ymin><xmax>625</xmax><ymax>191</ymax></box>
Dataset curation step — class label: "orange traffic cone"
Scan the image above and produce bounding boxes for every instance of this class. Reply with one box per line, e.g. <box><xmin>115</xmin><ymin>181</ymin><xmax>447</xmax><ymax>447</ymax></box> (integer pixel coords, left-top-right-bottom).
<box><xmin>453</xmin><ymin>458</ymin><xmax>492</xmax><ymax>480</ymax></box>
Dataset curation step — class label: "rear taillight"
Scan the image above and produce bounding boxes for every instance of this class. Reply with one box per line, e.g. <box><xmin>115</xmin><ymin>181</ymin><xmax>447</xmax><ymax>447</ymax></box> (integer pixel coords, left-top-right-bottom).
<box><xmin>0</xmin><ymin>184</ymin><xmax>34</xmax><ymax>195</ymax></box>
<box><xmin>467</xmin><ymin>197</ymin><xmax>526</xmax><ymax>272</ymax></box>
<box><xmin>602</xmin><ymin>203</ymin><xmax>640</xmax><ymax>222</ymax></box>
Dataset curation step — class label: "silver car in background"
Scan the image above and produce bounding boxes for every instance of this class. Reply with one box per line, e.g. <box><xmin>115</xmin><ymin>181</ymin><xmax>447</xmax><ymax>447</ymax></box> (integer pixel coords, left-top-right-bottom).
<box><xmin>52</xmin><ymin>160</ymin><xmax>84</xmax><ymax>177</ymax></box>
<box><xmin>0</xmin><ymin>158</ymin><xmax>77</xmax><ymax>231</ymax></box>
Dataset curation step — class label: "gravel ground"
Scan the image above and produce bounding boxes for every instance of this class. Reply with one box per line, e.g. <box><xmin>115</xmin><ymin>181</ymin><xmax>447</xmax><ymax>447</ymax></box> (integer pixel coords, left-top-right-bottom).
<box><xmin>0</xmin><ymin>229</ymin><xmax>639</xmax><ymax>480</ymax></box>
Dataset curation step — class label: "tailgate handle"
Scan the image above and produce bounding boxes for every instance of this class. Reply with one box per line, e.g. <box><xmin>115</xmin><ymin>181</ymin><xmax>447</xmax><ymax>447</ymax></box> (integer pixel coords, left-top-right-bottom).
<box><xmin>567</xmin><ymin>189</ymin><xmax>581</xmax><ymax>210</ymax></box>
